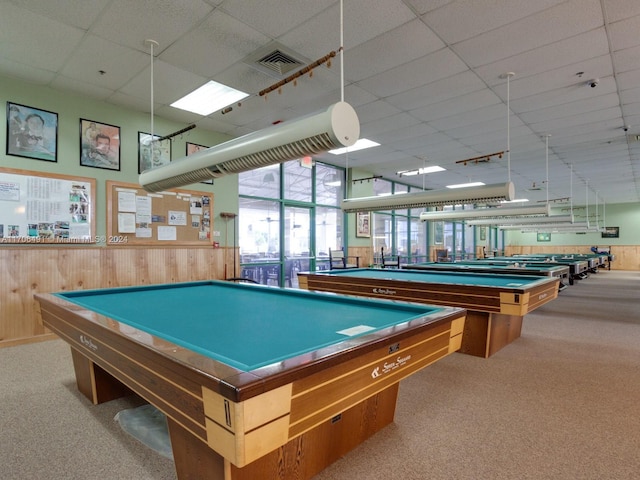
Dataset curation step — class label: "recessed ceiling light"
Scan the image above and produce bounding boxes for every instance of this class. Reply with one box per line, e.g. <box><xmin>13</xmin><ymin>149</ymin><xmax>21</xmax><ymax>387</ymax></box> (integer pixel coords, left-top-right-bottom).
<box><xmin>446</xmin><ymin>181</ymin><xmax>485</xmax><ymax>189</ymax></box>
<box><xmin>397</xmin><ymin>166</ymin><xmax>445</xmax><ymax>176</ymax></box>
<box><xmin>171</xmin><ymin>81</ymin><xmax>249</xmax><ymax>116</ymax></box>
<box><xmin>328</xmin><ymin>138</ymin><xmax>380</xmax><ymax>155</ymax></box>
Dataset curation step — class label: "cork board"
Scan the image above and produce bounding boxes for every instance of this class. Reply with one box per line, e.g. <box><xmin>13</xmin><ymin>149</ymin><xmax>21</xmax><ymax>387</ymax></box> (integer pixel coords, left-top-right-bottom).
<box><xmin>106</xmin><ymin>181</ymin><xmax>213</xmax><ymax>246</ymax></box>
<box><xmin>0</xmin><ymin>167</ymin><xmax>96</xmax><ymax>244</ymax></box>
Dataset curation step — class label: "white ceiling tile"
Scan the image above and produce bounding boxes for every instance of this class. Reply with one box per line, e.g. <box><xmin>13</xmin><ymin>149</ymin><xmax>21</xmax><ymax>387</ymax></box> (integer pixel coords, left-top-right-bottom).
<box><xmin>119</xmin><ymin>60</ymin><xmax>207</xmax><ymax>105</ymax></box>
<box><xmin>608</xmin><ymin>13</ymin><xmax>640</xmax><ymax>51</ymax></box>
<box><xmin>452</xmin><ymin>0</ymin><xmax>603</xmax><ymax>68</ymax></box>
<box><xmin>60</xmin><ymin>35</ymin><xmax>149</xmax><ymax>91</ymax></box>
<box><xmin>386</xmin><ymin>70</ymin><xmax>486</xmax><ymax>111</ymax></box>
<box><xmin>616</xmin><ymin>69</ymin><xmax>640</xmax><ymax>91</ymax></box>
<box><xmin>344</xmin><ymin>19</ymin><xmax>444</xmax><ymax>82</ymax></box>
<box><xmin>475</xmin><ymin>29</ymin><xmax>611</xmax><ymax>88</ymax></box>
<box><xmin>356</xmin><ymin>100</ymin><xmax>402</xmax><ymax>124</ymax></box>
<box><xmin>8</xmin><ymin>0</ymin><xmax>111</xmax><ymax>28</ymax></box>
<box><xmin>410</xmin><ymin>89</ymin><xmax>502</xmax><ymax>122</ymax></box>
<box><xmin>90</xmin><ymin>0</ymin><xmax>214</xmax><ymax>53</ymax></box>
<box><xmin>220</xmin><ymin>0</ymin><xmax>334</xmax><ymax>38</ymax></box>
<box><xmin>510</xmin><ymin>77</ymin><xmax>618</xmax><ymax>114</ymax></box>
<box><xmin>362</xmin><ymin>112</ymin><xmax>421</xmax><ymax>137</ymax></box>
<box><xmin>604</xmin><ymin>0</ymin><xmax>640</xmax><ymax>23</ymax></box>
<box><xmin>422</xmin><ymin>0</ymin><xmax>563</xmax><ymax>44</ymax></box>
<box><xmin>0</xmin><ymin>3</ymin><xmax>84</xmax><ymax>71</ymax></box>
<box><xmin>518</xmin><ymin>93</ymin><xmax>621</xmax><ymax>124</ymax></box>
<box><xmin>357</xmin><ymin>48</ymin><xmax>469</xmax><ymax>97</ymax></box>
<box><xmin>613</xmin><ymin>44</ymin><xmax>640</xmax><ymax>72</ymax></box>
<box><xmin>427</xmin><ymin>104</ymin><xmax>506</xmax><ymax>131</ymax></box>
<box><xmin>160</xmin><ymin>10</ymin><xmax>271</xmax><ymax>78</ymax></box>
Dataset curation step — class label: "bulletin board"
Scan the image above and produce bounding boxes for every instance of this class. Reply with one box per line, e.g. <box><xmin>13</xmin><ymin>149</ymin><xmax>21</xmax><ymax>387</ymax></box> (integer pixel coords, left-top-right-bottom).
<box><xmin>106</xmin><ymin>181</ymin><xmax>213</xmax><ymax>246</ymax></box>
<box><xmin>0</xmin><ymin>167</ymin><xmax>96</xmax><ymax>244</ymax></box>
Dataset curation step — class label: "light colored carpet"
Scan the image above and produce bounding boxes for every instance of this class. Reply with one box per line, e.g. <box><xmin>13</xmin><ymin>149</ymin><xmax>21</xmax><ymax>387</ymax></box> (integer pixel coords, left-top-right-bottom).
<box><xmin>1</xmin><ymin>270</ymin><xmax>638</xmax><ymax>479</ymax></box>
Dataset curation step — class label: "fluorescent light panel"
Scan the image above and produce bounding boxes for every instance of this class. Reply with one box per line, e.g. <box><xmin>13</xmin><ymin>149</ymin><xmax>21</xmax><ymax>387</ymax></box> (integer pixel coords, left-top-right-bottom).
<box><xmin>447</xmin><ymin>181</ymin><xmax>485</xmax><ymax>189</ymax></box>
<box><xmin>329</xmin><ymin>138</ymin><xmax>379</xmax><ymax>155</ymax></box>
<box><xmin>171</xmin><ymin>80</ymin><xmax>249</xmax><ymax>116</ymax></box>
<box><xmin>397</xmin><ymin>165</ymin><xmax>446</xmax><ymax>176</ymax></box>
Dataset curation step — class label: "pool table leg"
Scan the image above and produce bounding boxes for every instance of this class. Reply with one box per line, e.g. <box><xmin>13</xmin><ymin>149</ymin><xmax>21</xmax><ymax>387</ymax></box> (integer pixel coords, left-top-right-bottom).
<box><xmin>70</xmin><ymin>347</ymin><xmax>132</xmax><ymax>404</ymax></box>
<box><xmin>168</xmin><ymin>385</ymin><xmax>399</xmax><ymax>480</ymax></box>
<box><xmin>460</xmin><ymin>312</ymin><xmax>523</xmax><ymax>358</ymax></box>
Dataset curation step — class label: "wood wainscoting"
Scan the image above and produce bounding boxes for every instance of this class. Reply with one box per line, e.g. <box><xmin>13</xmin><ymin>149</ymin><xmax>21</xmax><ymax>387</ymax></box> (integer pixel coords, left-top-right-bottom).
<box><xmin>504</xmin><ymin>245</ymin><xmax>639</xmax><ymax>270</ymax></box>
<box><xmin>0</xmin><ymin>246</ymin><xmax>232</xmax><ymax>348</ymax></box>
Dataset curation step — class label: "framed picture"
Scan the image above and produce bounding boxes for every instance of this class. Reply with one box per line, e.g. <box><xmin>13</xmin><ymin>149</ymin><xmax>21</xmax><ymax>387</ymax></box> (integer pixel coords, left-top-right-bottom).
<box><xmin>6</xmin><ymin>102</ymin><xmax>58</xmax><ymax>162</ymax></box>
<box><xmin>138</xmin><ymin>131</ymin><xmax>171</xmax><ymax>173</ymax></box>
<box><xmin>537</xmin><ymin>232</ymin><xmax>551</xmax><ymax>242</ymax></box>
<box><xmin>79</xmin><ymin>119</ymin><xmax>120</xmax><ymax>170</ymax></box>
<box><xmin>186</xmin><ymin>142</ymin><xmax>213</xmax><ymax>185</ymax></box>
<box><xmin>356</xmin><ymin>211</ymin><xmax>370</xmax><ymax>238</ymax></box>
<box><xmin>601</xmin><ymin>226</ymin><xmax>619</xmax><ymax>238</ymax></box>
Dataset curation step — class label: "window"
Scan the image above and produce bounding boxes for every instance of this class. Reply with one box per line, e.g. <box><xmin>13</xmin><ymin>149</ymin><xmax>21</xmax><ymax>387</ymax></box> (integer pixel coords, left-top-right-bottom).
<box><xmin>316</xmin><ymin>164</ymin><xmax>343</xmax><ymax>206</ymax></box>
<box><xmin>239</xmin><ymin>165</ymin><xmax>279</xmax><ymax>198</ymax></box>
<box><xmin>238</xmin><ymin>161</ymin><xmax>345</xmax><ymax>283</ymax></box>
<box><xmin>283</xmin><ymin>161</ymin><xmax>312</xmax><ymax>202</ymax></box>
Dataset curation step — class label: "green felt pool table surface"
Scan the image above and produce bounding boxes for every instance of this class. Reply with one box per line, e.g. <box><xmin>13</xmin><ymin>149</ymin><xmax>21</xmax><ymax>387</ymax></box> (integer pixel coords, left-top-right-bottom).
<box><xmin>312</xmin><ymin>267</ymin><xmax>551</xmax><ymax>288</ymax></box>
<box><xmin>403</xmin><ymin>261</ymin><xmax>567</xmax><ymax>273</ymax></box>
<box><xmin>55</xmin><ymin>280</ymin><xmax>451</xmax><ymax>371</ymax></box>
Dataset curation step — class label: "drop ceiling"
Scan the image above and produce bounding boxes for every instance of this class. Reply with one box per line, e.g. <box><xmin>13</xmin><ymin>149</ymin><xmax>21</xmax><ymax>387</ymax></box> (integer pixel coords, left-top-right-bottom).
<box><xmin>2</xmin><ymin>0</ymin><xmax>639</xmax><ymax>206</ymax></box>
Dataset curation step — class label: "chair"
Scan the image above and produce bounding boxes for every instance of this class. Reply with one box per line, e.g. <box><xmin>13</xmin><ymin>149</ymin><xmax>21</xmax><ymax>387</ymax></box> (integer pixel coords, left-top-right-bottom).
<box><xmin>329</xmin><ymin>248</ymin><xmax>360</xmax><ymax>269</ymax></box>
<box><xmin>380</xmin><ymin>247</ymin><xmax>400</xmax><ymax>269</ymax></box>
<box><xmin>435</xmin><ymin>249</ymin><xmax>450</xmax><ymax>262</ymax></box>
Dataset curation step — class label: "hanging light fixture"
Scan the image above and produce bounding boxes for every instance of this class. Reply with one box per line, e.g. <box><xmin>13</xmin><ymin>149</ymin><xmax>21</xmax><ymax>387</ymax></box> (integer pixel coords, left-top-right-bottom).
<box><xmin>468</xmin><ymin>213</ymin><xmax>574</xmax><ymax>227</ymax></box>
<box><xmin>140</xmin><ymin>101</ymin><xmax>359</xmax><ymax>192</ymax></box>
<box><xmin>341</xmin><ymin>182</ymin><xmax>515</xmax><ymax>213</ymax></box>
<box><xmin>418</xmin><ymin>202</ymin><xmax>549</xmax><ymax>222</ymax></box>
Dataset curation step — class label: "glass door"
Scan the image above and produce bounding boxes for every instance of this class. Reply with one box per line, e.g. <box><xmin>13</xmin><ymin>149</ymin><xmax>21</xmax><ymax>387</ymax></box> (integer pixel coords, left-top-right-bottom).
<box><xmin>283</xmin><ymin>205</ymin><xmax>313</xmax><ymax>288</ymax></box>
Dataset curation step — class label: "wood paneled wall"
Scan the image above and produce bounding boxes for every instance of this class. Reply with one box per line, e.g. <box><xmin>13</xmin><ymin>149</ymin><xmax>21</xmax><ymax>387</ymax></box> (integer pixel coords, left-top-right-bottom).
<box><xmin>504</xmin><ymin>245</ymin><xmax>639</xmax><ymax>270</ymax></box>
<box><xmin>0</xmin><ymin>246</ymin><xmax>233</xmax><ymax>348</ymax></box>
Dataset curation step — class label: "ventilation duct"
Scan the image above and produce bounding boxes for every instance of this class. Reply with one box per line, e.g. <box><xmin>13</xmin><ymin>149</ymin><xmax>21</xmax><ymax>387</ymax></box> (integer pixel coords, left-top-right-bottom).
<box><xmin>341</xmin><ymin>182</ymin><xmax>514</xmax><ymax>213</ymax></box>
<box><xmin>140</xmin><ymin>102</ymin><xmax>359</xmax><ymax>193</ymax></box>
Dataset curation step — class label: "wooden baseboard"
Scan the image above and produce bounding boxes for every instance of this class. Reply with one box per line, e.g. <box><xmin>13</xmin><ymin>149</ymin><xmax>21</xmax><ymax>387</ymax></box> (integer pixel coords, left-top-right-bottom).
<box><xmin>0</xmin><ymin>332</ymin><xmax>58</xmax><ymax>349</ymax></box>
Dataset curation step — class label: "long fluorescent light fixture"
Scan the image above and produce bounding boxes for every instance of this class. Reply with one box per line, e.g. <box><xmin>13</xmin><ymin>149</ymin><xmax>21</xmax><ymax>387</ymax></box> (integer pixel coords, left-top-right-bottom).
<box><xmin>468</xmin><ymin>214</ymin><xmax>574</xmax><ymax>227</ymax></box>
<box><xmin>419</xmin><ymin>203</ymin><xmax>550</xmax><ymax>222</ymax></box>
<box><xmin>490</xmin><ymin>215</ymin><xmax>577</xmax><ymax>230</ymax></box>
<box><xmin>397</xmin><ymin>166</ymin><xmax>446</xmax><ymax>176</ymax></box>
<box><xmin>518</xmin><ymin>223</ymin><xmax>603</xmax><ymax>233</ymax></box>
<box><xmin>140</xmin><ymin>101</ymin><xmax>359</xmax><ymax>193</ymax></box>
<box><xmin>341</xmin><ymin>182</ymin><xmax>514</xmax><ymax>213</ymax></box>
<box><xmin>171</xmin><ymin>80</ymin><xmax>249</xmax><ymax>116</ymax></box>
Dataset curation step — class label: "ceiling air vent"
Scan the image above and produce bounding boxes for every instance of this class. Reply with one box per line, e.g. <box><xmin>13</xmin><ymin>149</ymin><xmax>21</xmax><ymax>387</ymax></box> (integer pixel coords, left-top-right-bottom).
<box><xmin>243</xmin><ymin>42</ymin><xmax>310</xmax><ymax>79</ymax></box>
<box><xmin>626</xmin><ymin>134</ymin><xmax>640</xmax><ymax>143</ymax></box>
<box><xmin>258</xmin><ymin>50</ymin><xmax>304</xmax><ymax>76</ymax></box>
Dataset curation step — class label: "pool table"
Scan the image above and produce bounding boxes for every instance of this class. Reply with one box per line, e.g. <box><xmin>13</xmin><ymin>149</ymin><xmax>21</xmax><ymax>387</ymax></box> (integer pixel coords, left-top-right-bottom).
<box><xmin>512</xmin><ymin>253</ymin><xmax>608</xmax><ymax>272</ymax></box>
<box><xmin>35</xmin><ymin>281</ymin><xmax>465</xmax><ymax>480</ymax></box>
<box><xmin>401</xmin><ymin>261</ymin><xmax>569</xmax><ymax>291</ymax></box>
<box><xmin>297</xmin><ymin>268</ymin><xmax>559</xmax><ymax>359</ymax></box>
<box><xmin>482</xmin><ymin>256</ymin><xmax>590</xmax><ymax>284</ymax></box>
